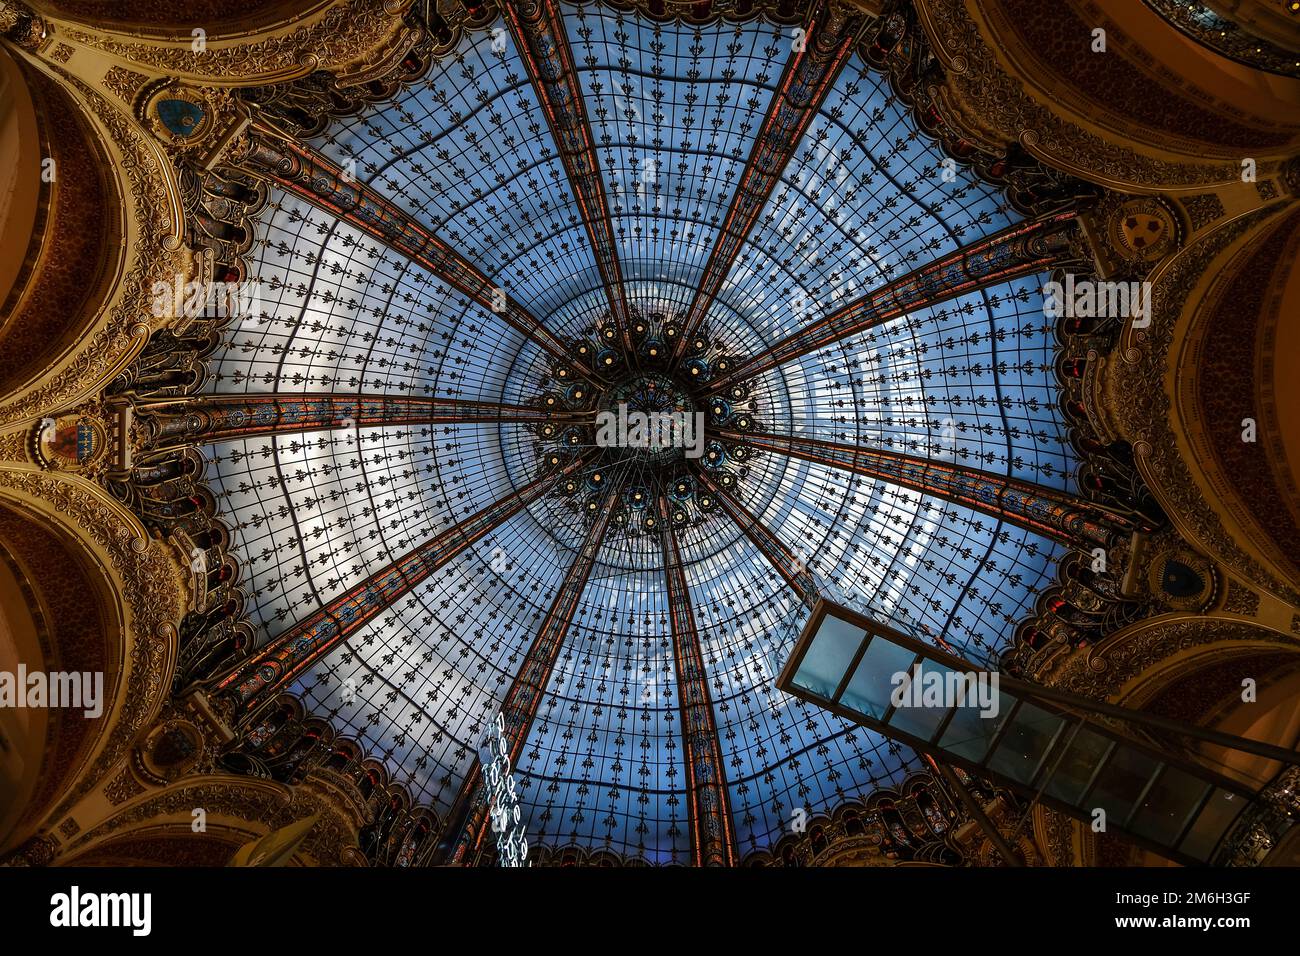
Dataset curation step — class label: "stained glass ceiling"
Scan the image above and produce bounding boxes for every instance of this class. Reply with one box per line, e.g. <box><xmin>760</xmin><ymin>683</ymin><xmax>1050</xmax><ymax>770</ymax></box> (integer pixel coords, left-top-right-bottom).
<box><xmin>201</xmin><ymin>4</ymin><xmax>1075</xmax><ymax>862</ymax></box>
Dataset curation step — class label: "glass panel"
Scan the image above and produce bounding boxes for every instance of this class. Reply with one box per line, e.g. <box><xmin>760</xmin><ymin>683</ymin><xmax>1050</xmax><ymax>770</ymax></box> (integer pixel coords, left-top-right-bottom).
<box><xmin>885</xmin><ymin>660</ymin><xmax>962</xmax><ymax>742</ymax></box>
<box><xmin>840</xmin><ymin>636</ymin><xmax>920</xmax><ymax>720</ymax></box>
<box><xmin>1128</xmin><ymin>766</ymin><xmax>1211</xmax><ymax>846</ymax></box>
<box><xmin>791</xmin><ymin>614</ymin><xmax>865</xmax><ymax>699</ymax></box>
<box><xmin>939</xmin><ymin>686</ymin><xmax>1014</xmax><ymax>762</ymax></box>
<box><xmin>1086</xmin><ymin>745</ymin><xmax>1160</xmax><ymax>826</ymax></box>
<box><xmin>1179</xmin><ymin>788</ymin><xmax>1247</xmax><ymax>862</ymax></box>
<box><xmin>1042</xmin><ymin>726</ymin><xmax>1112</xmax><ymax>804</ymax></box>
<box><xmin>986</xmin><ymin>702</ymin><xmax>1065</xmax><ymax>785</ymax></box>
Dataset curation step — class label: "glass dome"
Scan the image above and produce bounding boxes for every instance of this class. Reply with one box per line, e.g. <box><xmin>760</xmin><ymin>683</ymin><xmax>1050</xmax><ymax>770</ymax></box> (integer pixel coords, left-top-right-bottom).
<box><xmin>202</xmin><ymin>4</ymin><xmax>1073</xmax><ymax>862</ymax></box>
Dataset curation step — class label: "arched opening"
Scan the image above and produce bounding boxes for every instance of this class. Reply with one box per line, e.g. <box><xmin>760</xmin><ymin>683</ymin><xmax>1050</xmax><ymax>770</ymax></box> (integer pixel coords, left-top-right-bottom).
<box><xmin>37</xmin><ymin>0</ymin><xmax>334</xmax><ymax>36</ymax></box>
<box><xmin>0</xmin><ymin>499</ymin><xmax>123</xmax><ymax>854</ymax></box>
<box><xmin>0</xmin><ymin>51</ymin><xmax>122</xmax><ymax>402</ymax></box>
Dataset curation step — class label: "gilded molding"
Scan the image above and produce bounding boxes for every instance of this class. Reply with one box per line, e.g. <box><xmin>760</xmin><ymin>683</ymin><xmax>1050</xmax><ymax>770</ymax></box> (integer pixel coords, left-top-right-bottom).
<box><xmin>61</xmin><ymin>775</ymin><xmax>361</xmax><ymax>866</ymax></box>
<box><xmin>0</xmin><ymin>0</ymin><xmax>46</xmax><ymax>50</ymax></box>
<box><xmin>0</xmin><ymin>468</ymin><xmax>186</xmax><ymax>821</ymax></box>
<box><xmin>102</xmin><ymin>66</ymin><xmax>150</xmax><ymax>104</ymax></box>
<box><xmin>0</xmin><ymin>429</ymin><xmax>30</xmax><ymax>464</ymax></box>
<box><xmin>1034</xmin><ymin>804</ymin><xmax>1095</xmax><ymax>866</ymax></box>
<box><xmin>0</xmin><ymin>66</ymin><xmax>184</xmax><ymax>428</ymax></box>
<box><xmin>1107</xmin><ymin>205</ymin><xmax>1300</xmax><ymax>605</ymax></box>
<box><xmin>58</xmin><ymin>0</ymin><xmax>417</xmax><ymax>85</ymax></box>
<box><xmin>914</xmin><ymin>0</ymin><xmax>1249</xmax><ymax>191</ymax></box>
<box><xmin>1033</xmin><ymin>614</ymin><xmax>1297</xmax><ymax>701</ymax></box>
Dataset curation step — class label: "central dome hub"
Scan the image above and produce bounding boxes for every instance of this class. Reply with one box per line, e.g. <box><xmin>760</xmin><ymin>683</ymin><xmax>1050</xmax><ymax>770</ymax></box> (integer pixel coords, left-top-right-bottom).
<box><xmin>597</xmin><ymin>373</ymin><xmax>699</xmax><ymax>466</ymax></box>
<box><xmin>530</xmin><ymin>306</ymin><xmax>761</xmax><ymax>536</ymax></box>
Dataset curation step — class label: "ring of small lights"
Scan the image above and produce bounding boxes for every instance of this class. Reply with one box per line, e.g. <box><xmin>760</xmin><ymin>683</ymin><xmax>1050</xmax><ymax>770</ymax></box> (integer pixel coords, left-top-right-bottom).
<box><xmin>531</xmin><ymin>307</ymin><xmax>761</xmax><ymax>536</ymax></box>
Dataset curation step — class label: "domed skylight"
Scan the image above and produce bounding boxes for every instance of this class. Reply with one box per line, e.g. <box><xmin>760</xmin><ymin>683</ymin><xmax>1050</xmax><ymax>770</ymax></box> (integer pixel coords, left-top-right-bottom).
<box><xmin>202</xmin><ymin>4</ymin><xmax>1073</xmax><ymax>862</ymax></box>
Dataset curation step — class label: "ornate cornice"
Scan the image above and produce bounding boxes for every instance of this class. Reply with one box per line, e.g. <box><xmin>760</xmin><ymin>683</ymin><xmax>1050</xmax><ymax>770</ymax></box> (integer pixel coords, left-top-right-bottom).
<box><xmin>0</xmin><ymin>66</ymin><xmax>182</xmax><ymax>427</ymax></box>
<box><xmin>1107</xmin><ymin>203</ymin><xmax>1300</xmax><ymax>605</ymax></box>
<box><xmin>58</xmin><ymin>775</ymin><xmax>362</xmax><ymax>866</ymax></box>
<box><xmin>56</xmin><ymin>0</ymin><xmax>417</xmax><ymax>85</ymax></box>
<box><xmin>1032</xmin><ymin>614</ymin><xmax>1298</xmax><ymax>701</ymax></box>
<box><xmin>1178</xmin><ymin>209</ymin><xmax>1300</xmax><ymax>582</ymax></box>
<box><xmin>914</xmin><ymin>0</ymin><xmax>1251</xmax><ymax>191</ymax></box>
<box><xmin>1140</xmin><ymin>0</ymin><xmax>1300</xmax><ymax>79</ymax></box>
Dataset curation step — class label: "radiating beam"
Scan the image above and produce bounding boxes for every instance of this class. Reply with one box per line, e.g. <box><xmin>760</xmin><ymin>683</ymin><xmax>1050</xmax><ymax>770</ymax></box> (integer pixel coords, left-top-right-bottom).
<box><xmin>234</xmin><ymin>122</ymin><xmax>599</xmax><ymax>381</ymax></box>
<box><xmin>708</xmin><ymin>212</ymin><xmax>1080</xmax><ymax>392</ymax></box>
<box><xmin>502</xmin><ymin>0</ymin><xmax>634</xmax><ymax>349</ymax></box>
<box><xmin>696</xmin><ymin>471</ymin><xmax>817</xmax><ymax>606</ymax></box>
<box><xmin>723</xmin><ymin>429</ymin><xmax>1139</xmax><ymax>549</ymax></box>
<box><xmin>444</xmin><ymin>484</ymin><xmax>621</xmax><ymax>865</ymax></box>
<box><xmin>138</xmin><ymin>393</ymin><xmax>577</xmax><ymax>447</ymax></box>
<box><xmin>658</xmin><ymin>495</ymin><xmax>738</xmax><ymax>867</ymax></box>
<box><xmin>672</xmin><ymin>0</ymin><xmax>863</xmax><ymax>365</ymax></box>
<box><xmin>212</xmin><ymin>453</ymin><xmax>595</xmax><ymax>716</ymax></box>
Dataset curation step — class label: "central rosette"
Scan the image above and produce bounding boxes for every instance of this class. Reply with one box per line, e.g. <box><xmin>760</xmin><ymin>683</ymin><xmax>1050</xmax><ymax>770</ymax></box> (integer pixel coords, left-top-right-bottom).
<box><xmin>529</xmin><ymin>308</ymin><xmax>760</xmax><ymax>537</ymax></box>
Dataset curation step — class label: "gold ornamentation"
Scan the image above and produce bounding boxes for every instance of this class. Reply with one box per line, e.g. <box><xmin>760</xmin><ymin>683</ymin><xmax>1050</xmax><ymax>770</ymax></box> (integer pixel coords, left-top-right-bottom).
<box><xmin>1034</xmin><ymin>618</ymin><xmax>1294</xmax><ymax>701</ymax></box>
<box><xmin>136</xmin><ymin>719</ymin><xmax>206</xmax><ymax>784</ymax></box>
<box><xmin>915</xmin><ymin>0</ymin><xmax>1245</xmax><ymax>190</ymax></box>
<box><xmin>0</xmin><ymin>0</ymin><xmax>45</xmax><ymax>51</ymax></box>
<box><xmin>0</xmin><ymin>429</ymin><xmax>29</xmax><ymax>463</ymax></box>
<box><xmin>1222</xmin><ymin>581</ymin><xmax>1262</xmax><ymax>617</ymax></box>
<box><xmin>139</xmin><ymin>83</ymin><xmax>216</xmax><ymax>146</ymax></box>
<box><xmin>0</xmin><ymin>469</ymin><xmax>185</xmax><ymax>817</ymax></box>
<box><xmin>104</xmin><ymin>767</ymin><xmax>148</xmax><ymax>806</ymax></box>
<box><xmin>1181</xmin><ymin>194</ymin><xmax>1226</xmax><ymax>233</ymax></box>
<box><xmin>102</xmin><ymin>66</ymin><xmax>149</xmax><ymax>104</ymax></box>
<box><xmin>1035</xmin><ymin>805</ymin><xmax>1093</xmax><ymax>867</ymax></box>
<box><xmin>0</xmin><ymin>69</ymin><xmax>181</xmax><ymax>429</ymax></box>
<box><xmin>1109</xmin><ymin>207</ymin><xmax>1300</xmax><ymax>605</ymax></box>
<box><xmin>1109</xmin><ymin>198</ymin><xmax>1178</xmax><ymax>264</ymax></box>
<box><xmin>1144</xmin><ymin>544</ymin><xmax>1217</xmax><ymax>612</ymax></box>
<box><xmin>60</xmin><ymin>0</ymin><xmax>415</xmax><ymax>83</ymax></box>
<box><xmin>29</xmin><ymin>410</ymin><xmax>110</xmax><ymax>475</ymax></box>
<box><xmin>64</xmin><ymin>778</ymin><xmax>360</xmax><ymax>866</ymax></box>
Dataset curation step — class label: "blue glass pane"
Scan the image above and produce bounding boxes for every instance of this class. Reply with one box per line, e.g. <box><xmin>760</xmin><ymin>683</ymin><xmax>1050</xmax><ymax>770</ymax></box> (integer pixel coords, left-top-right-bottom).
<box><xmin>1042</xmin><ymin>726</ymin><xmax>1112</xmax><ymax>804</ymax></box>
<box><xmin>840</xmin><ymin>636</ymin><xmax>918</xmax><ymax>720</ymax></box>
<box><xmin>986</xmin><ymin>701</ymin><xmax>1065</xmax><ymax>785</ymax></box>
<box><xmin>1180</xmin><ymin>788</ymin><xmax>1247</xmax><ymax>862</ymax></box>
<box><xmin>1129</xmin><ymin>766</ymin><xmax>1210</xmax><ymax>846</ymax></box>
<box><xmin>1087</xmin><ymin>745</ymin><xmax>1161</xmax><ymax>826</ymax></box>
<box><xmin>791</xmin><ymin>614</ymin><xmax>865</xmax><ymax>699</ymax></box>
<box><xmin>884</xmin><ymin>660</ymin><xmax>959</xmax><ymax>742</ymax></box>
<box><xmin>938</xmin><ymin>684</ymin><xmax>1013</xmax><ymax>762</ymax></box>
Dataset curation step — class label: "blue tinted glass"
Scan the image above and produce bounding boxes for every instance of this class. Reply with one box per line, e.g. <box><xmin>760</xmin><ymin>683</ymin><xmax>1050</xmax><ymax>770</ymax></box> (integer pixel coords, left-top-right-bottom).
<box><xmin>840</xmin><ymin>637</ymin><xmax>918</xmax><ymax>720</ymax></box>
<box><xmin>986</xmin><ymin>702</ymin><xmax>1065</xmax><ymax>785</ymax></box>
<box><xmin>792</xmin><ymin>615</ymin><xmax>865</xmax><ymax>699</ymax></box>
